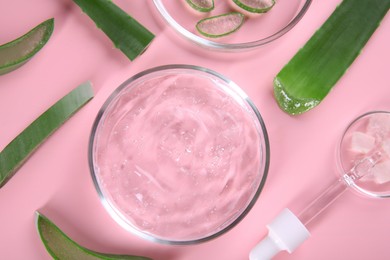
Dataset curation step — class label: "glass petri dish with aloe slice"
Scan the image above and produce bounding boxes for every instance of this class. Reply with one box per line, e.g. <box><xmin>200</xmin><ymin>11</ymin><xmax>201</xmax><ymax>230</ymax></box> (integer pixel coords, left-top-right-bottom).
<box><xmin>151</xmin><ymin>0</ymin><xmax>311</xmax><ymax>51</ymax></box>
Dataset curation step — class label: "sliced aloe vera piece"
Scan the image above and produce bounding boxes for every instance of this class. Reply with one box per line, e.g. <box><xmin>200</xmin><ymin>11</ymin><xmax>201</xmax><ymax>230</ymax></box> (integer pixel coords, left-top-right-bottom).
<box><xmin>72</xmin><ymin>0</ymin><xmax>154</xmax><ymax>61</ymax></box>
<box><xmin>186</xmin><ymin>0</ymin><xmax>214</xmax><ymax>12</ymax></box>
<box><xmin>0</xmin><ymin>18</ymin><xmax>54</xmax><ymax>75</ymax></box>
<box><xmin>196</xmin><ymin>12</ymin><xmax>245</xmax><ymax>38</ymax></box>
<box><xmin>274</xmin><ymin>0</ymin><xmax>390</xmax><ymax>115</ymax></box>
<box><xmin>232</xmin><ymin>0</ymin><xmax>275</xmax><ymax>13</ymax></box>
<box><xmin>36</xmin><ymin>212</ymin><xmax>151</xmax><ymax>260</ymax></box>
<box><xmin>0</xmin><ymin>82</ymin><xmax>93</xmax><ymax>188</ymax></box>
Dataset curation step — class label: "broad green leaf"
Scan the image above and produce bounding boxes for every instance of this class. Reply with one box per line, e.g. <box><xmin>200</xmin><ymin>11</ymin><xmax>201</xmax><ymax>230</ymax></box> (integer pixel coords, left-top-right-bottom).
<box><xmin>274</xmin><ymin>0</ymin><xmax>390</xmax><ymax>115</ymax></box>
<box><xmin>36</xmin><ymin>212</ymin><xmax>152</xmax><ymax>260</ymax></box>
<box><xmin>72</xmin><ymin>0</ymin><xmax>154</xmax><ymax>61</ymax></box>
<box><xmin>0</xmin><ymin>82</ymin><xmax>94</xmax><ymax>187</ymax></box>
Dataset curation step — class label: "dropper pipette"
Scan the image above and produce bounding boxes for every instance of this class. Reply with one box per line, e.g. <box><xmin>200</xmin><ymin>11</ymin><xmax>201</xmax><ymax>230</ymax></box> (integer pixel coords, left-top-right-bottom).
<box><xmin>249</xmin><ymin>150</ymin><xmax>383</xmax><ymax>260</ymax></box>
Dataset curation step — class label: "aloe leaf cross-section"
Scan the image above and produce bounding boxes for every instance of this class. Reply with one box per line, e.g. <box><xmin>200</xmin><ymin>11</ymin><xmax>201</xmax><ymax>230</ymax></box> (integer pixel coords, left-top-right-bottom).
<box><xmin>274</xmin><ymin>0</ymin><xmax>390</xmax><ymax>115</ymax></box>
<box><xmin>0</xmin><ymin>18</ymin><xmax>54</xmax><ymax>75</ymax></box>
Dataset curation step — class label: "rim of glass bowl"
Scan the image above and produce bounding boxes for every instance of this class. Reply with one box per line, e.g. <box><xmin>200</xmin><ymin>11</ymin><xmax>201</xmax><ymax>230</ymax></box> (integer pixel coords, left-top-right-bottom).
<box><xmin>88</xmin><ymin>64</ymin><xmax>270</xmax><ymax>245</ymax></box>
<box><xmin>152</xmin><ymin>0</ymin><xmax>312</xmax><ymax>52</ymax></box>
<box><xmin>337</xmin><ymin>110</ymin><xmax>390</xmax><ymax>199</ymax></box>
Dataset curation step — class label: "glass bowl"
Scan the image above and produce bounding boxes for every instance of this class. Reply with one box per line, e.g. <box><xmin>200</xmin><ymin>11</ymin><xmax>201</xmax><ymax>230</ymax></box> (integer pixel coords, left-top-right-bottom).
<box><xmin>152</xmin><ymin>0</ymin><xmax>312</xmax><ymax>51</ymax></box>
<box><xmin>89</xmin><ymin>65</ymin><xmax>270</xmax><ymax>244</ymax></box>
<box><xmin>338</xmin><ymin>111</ymin><xmax>390</xmax><ymax>199</ymax></box>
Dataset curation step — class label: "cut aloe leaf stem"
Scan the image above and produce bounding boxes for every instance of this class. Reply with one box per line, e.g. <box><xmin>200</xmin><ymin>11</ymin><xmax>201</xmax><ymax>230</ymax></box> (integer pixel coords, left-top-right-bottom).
<box><xmin>232</xmin><ymin>0</ymin><xmax>275</xmax><ymax>13</ymax></box>
<box><xmin>72</xmin><ymin>0</ymin><xmax>155</xmax><ymax>61</ymax></box>
<box><xmin>196</xmin><ymin>12</ymin><xmax>245</xmax><ymax>38</ymax></box>
<box><xmin>36</xmin><ymin>212</ymin><xmax>152</xmax><ymax>260</ymax></box>
<box><xmin>186</xmin><ymin>0</ymin><xmax>214</xmax><ymax>12</ymax></box>
<box><xmin>274</xmin><ymin>0</ymin><xmax>390</xmax><ymax>115</ymax></box>
<box><xmin>0</xmin><ymin>18</ymin><xmax>54</xmax><ymax>75</ymax></box>
<box><xmin>0</xmin><ymin>82</ymin><xmax>94</xmax><ymax>188</ymax></box>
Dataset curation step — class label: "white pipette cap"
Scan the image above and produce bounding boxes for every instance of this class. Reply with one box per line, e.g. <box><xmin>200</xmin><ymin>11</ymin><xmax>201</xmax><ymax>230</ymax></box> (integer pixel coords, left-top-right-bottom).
<box><xmin>249</xmin><ymin>208</ymin><xmax>310</xmax><ymax>260</ymax></box>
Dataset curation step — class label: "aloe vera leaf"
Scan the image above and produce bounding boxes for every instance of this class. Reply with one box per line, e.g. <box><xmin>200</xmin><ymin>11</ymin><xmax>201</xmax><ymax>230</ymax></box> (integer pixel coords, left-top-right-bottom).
<box><xmin>0</xmin><ymin>82</ymin><xmax>93</xmax><ymax>188</ymax></box>
<box><xmin>72</xmin><ymin>0</ymin><xmax>154</xmax><ymax>61</ymax></box>
<box><xmin>36</xmin><ymin>212</ymin><xmax>152</xmax><ymax>260</ymax></box>
<box><xmin>0</xmin><ymin>18</ymin><xmax>54</xmax><ymax>75</ymax></box>
<box><xmin>232</xmin><ymin>0</ymin><xmax>275</xmax><ymax>13</ymax></box>
<box><xmin>186</xmin><ymin>0</ymin><xmax>214</xmax><ymax>12</ymax></box>
<box><xmin>196</xmin><ymin>12</ymin><xmax>245</xmax><ymax>38</ymax></box>
<box><xmin>274</xmin><ymin>0</ymin><xmax>390</xmax><ymax>115</ymax></box>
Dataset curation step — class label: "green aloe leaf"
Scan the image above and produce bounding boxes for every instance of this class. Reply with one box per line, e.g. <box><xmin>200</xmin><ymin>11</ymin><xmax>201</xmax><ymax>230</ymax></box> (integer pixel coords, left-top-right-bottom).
<box><xmin>0</xmin><ymin>18</ymin><xmax>54</xmax><ymax>75</ymax></box>
<box><xmin>72</xmin><ymin>0</ymin><xmax>155</xmax><ymax>61</ymax></box>
<box><xmin>274</xmin><ymin>0</ymin><xmax>390</xmax><ymax>115</ymax></box>
<box><xmin>0</xmin><ymin>82</ymin><xmax>94</xmax><ymax>188</ymax></box>
<box><xmin>36</xmin><ymin>212</ymin><xmax>152</xmax><ymax>260</ymax></box>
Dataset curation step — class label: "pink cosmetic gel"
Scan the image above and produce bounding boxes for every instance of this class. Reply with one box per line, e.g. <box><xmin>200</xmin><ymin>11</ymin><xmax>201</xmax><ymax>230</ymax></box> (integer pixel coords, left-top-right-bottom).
<box><xmin>89</xmin><ymin>65</ymin><xmax>269</xmax><ymax>244</ymax></box>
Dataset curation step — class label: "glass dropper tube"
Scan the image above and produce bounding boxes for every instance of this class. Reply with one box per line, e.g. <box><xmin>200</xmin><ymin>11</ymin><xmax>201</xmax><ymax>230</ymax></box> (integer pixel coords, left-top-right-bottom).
<box><xmin>297</xmin><ymin>151</ymin><xmax>382</xmax><ymax>226</ymax></box>
<box><xmin>250</xmin><ymin>152</ymin><xmax>383</xmax><ymax>260</ymax></box>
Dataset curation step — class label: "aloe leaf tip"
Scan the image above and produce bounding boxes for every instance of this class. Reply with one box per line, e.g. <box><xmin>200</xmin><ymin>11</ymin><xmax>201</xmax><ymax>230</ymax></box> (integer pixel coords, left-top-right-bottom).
<box><xmin>273</xmin><ymin>77</ymin><xmax>320</xmax><ymax>115</ymax></box>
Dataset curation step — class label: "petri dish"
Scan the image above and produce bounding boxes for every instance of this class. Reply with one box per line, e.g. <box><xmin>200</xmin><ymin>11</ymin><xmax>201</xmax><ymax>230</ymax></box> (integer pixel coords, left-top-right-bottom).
<box><xmin>89</xmin><ymin>65</ymin><xmax>270</xmax><ymax>244</ymax></box>
<box><xmin>152</xmin><ymin>0</ymin><xmax>312</xmax><ymax>51</ymax></box>
<box><xmin>338</xmin><ymin>111</ymin><xmax>390</xmax><ymax>198</ymax></box>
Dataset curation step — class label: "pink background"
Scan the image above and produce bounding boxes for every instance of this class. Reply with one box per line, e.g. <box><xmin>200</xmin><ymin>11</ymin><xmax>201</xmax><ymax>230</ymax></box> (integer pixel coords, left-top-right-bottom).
<box><xmin>1</xmin><ymin>0</ymin><xmax>389</xmax><ymax>259</ymax></box>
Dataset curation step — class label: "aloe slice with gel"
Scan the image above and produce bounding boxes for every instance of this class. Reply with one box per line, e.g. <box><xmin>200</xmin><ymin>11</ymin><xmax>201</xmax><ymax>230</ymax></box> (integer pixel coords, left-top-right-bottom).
<box><xmin>196</xmin><ymin>12</ymin><xmax>245</xmax><ymax>38</ymax></box>
<box><xmin>36</xmin><ymin>212</ymin><xmax>151</xmax><ymax>260</ymax></box>
<box><xmin>274</xmin><ymin>0</ymin><xmax>390</xmax><ymax>115</ymax></box>
<box><xmin>0</xmin><ymin>18</ymin><xmax>54</xmax><ymax>75</ymax></box>
<box><xmin>0</xmin><ymin>82</ymin><xmax>93</xmax><ymax>188</ymax></box>
<box><xmin>186</xmin><ymin>0</ymin><xmax>214</xmax><ymax>12</ymax></box>
<box><xmin>232</xmin><ymin>0</ymin><xmax>275</xmax><ymax>13</ymax></box>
